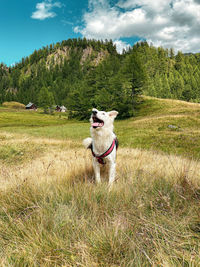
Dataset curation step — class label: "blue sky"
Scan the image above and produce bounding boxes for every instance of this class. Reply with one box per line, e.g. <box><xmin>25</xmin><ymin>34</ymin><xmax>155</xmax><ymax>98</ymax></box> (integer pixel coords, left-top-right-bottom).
<box><xmin>0</xmin><ymin>0</ymin><xmax>86</xmax><ymax>65</ymax></box>
<box><xmin>1</xmin><ymin>0</ymin><xmax>200</xmax><ymax>66</ymax></box>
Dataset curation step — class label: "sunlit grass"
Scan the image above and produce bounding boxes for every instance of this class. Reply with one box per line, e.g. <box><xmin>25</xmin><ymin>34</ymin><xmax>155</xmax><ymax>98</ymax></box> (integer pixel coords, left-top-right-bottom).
<box><xmin>0</xmin><ymin>141</ymin><xmax>200</xmax><ymax>266</ymax></box>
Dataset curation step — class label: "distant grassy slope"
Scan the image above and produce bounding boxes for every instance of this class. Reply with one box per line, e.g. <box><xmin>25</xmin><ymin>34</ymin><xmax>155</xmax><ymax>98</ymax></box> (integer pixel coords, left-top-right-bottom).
<box><xmin>0</xmin><ymin>96</ymin><xmax>200</xmax><ymax>159</ymax></box>
<box><xmin>117</xmin><ymin>96</ymin><xmax>200</xmax><ymax>159</ymax></box>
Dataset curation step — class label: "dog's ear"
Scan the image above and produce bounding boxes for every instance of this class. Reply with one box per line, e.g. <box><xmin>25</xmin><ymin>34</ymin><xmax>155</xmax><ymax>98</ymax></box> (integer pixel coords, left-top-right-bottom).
<box><xmin>108</xmin><ymin>110</ymin><xmax>118</xmax><ymax>119</ymax></box>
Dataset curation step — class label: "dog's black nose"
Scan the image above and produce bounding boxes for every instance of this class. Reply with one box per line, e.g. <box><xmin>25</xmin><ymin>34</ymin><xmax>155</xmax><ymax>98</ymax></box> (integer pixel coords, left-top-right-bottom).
<box><xmin>92</xmin><ymin>110</ymin><xmax>97</xmax><ymax>115</ymax></box>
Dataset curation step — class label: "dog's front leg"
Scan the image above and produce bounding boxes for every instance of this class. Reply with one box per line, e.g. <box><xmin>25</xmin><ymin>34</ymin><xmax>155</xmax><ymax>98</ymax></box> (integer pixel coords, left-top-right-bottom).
<box><xmin>108</xmin><ymin>161</ymin><xmax>116</xmax><ymax>188</ymax></box>
<box><xmin>93</xmin><ymin>158</ymin><xmax>101</xmax><ymax>183</ymax></box>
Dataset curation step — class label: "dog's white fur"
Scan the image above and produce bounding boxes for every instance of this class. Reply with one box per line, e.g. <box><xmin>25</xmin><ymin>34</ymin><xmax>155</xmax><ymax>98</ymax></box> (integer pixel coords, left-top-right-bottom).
<box><xmin>83</xmin><ymin>108</ymin><xmax>118</xmax><ymax>187</ymax></box>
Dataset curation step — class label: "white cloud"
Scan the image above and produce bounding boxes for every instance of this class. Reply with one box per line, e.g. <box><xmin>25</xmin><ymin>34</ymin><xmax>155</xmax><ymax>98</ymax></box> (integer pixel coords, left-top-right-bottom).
<box><xmin>114</xmin><ymin>40</ymin><xmax>131</xmax><ymax>54</ymax></box>
<box><xmin>75</xmin><ymin>0</ymin><xmax>200</xmax><ymax>53</ymax></box>
<box><xmin>31</xmin><ymin>1</ymin><xmax>61</xmax><ymax>20</ymax></box>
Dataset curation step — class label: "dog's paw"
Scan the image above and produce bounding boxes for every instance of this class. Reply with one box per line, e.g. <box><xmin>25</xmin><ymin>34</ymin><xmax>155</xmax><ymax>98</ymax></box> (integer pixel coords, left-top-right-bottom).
<box><xmin>83</xmin><ymin>138</ymin><xmax>92</xmax><ymax>149</ymax></box>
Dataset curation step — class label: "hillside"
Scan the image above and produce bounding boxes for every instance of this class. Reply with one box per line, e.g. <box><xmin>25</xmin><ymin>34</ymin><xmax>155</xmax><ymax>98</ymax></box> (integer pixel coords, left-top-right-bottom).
<box><xmin>0</xmin><ymin>96</ymin><xmax>200</xmax><ymax>265</ymax></box>
<box><xmin>1</xmin><ymin>39</ymin><xmax>200</xmax><ymax>120</ymax></box>
<box><xmin>0</xmin><ymin>38</ymin><xmax>119</xmax><ymax>118</ymax></box>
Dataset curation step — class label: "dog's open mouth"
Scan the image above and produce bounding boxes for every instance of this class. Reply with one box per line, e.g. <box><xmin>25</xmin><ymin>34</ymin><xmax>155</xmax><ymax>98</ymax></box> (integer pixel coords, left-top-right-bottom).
<box><xmin>92</xmin><ymin>116</ymin><xmax>104</xmax><ymax>128</ymax></box>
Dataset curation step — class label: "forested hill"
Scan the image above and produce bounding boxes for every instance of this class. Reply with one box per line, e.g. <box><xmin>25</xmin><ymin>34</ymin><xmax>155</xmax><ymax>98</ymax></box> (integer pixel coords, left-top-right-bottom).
<box><xmin>0</xmin><ymin>38</ymin><xmax>200</xmax><ymax>119</ymax></box>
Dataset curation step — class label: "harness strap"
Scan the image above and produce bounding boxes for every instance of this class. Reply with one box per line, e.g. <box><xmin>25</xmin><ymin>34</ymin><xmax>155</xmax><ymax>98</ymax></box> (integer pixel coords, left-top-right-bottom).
<box><xmin>91</xmin><ymin>138</ymin><xmax>118</xmax><ymax>165</ymax></box>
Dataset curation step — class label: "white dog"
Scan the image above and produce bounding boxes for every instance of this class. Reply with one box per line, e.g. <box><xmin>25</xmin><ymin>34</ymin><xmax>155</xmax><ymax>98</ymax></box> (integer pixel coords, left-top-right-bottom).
<box><xmin>83</xmin><ymin>108</ymin><xmax>118</xmax><ymax>187</ymax></box>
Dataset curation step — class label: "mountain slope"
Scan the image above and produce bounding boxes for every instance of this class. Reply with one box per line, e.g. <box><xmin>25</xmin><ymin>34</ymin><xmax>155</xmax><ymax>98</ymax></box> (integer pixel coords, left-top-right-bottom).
<box><xmin>1</xmin><ymin>39</ymin><xmax>200</xmax><ymax>120</ymax></box>
<box><xmin>0</xmin><ymin>38</ymin><xmax>118</xmax><ymax>109</ymax></box>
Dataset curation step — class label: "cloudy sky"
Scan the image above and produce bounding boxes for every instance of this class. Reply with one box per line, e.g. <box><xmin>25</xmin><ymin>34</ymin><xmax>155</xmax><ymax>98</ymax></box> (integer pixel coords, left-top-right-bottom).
<box><xmin>1</xmin><ymin>0</ymin><xmax>200</xmax><ymax>65</ymax></box>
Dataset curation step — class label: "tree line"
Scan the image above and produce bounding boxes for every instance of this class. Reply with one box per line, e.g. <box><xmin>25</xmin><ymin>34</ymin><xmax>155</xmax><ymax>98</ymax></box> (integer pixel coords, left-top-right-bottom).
<box><xmin>0</xmin><ymin>39</ymin><xmax>200</xmax><ymax>119</ymax></box>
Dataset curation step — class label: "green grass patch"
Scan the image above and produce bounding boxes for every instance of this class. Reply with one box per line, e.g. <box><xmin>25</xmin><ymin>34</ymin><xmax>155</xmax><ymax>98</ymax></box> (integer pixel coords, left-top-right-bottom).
<box><xmin>0</xmin><ymin>107</ymin><xmax>69</xmax><ymax>127</ymax></box>
<box><xmin>116</xmin><ymin>115</ymin><xmax>200</xmax><ymax>159</ymax></box>
<box><xmin>0</xmin><ymin>143</ymin><xmax>43</xmax><ymax>164</ymax></box>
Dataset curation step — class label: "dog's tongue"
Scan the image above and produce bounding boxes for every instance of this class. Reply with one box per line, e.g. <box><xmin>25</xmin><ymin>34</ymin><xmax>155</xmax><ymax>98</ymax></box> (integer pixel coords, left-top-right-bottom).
<box><xmin>92</xmin><ymin>122</ymin><xmax>103</xmax><ymax>127</ymax></box>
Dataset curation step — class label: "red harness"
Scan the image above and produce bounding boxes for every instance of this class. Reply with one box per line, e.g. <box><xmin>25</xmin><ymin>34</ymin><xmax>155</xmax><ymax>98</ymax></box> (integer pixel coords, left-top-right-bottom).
<box><xmin>91</xmin><ymin>138</ymin><xmax>118</xmax><ymax>165</ymax></box>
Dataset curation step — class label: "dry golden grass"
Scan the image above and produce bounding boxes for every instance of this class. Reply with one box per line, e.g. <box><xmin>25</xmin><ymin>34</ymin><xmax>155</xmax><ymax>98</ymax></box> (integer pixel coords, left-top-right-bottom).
<box><xmin>2</xmin><ymin>101</ymin><xmax>25</xmax><ymax>109</ymax></box>
<box><xmin>0</xmin><ymin>132</ymin><xmax>200</xmax><ymax>266</ymax></box>
<box><xmin>1</xmin><ymin>145</ymin><xmax>199</xmax><ymax>189</ymax></box>
<box><xmin>1</xmin><ymin>132</ymin><xmax>199</xmax><ymax>190</ymax></box>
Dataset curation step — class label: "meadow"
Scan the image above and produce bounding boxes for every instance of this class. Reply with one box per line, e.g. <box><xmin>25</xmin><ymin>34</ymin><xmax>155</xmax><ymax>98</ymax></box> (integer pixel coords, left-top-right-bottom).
<box><xmin>0</xmin><ymin>96</ymin><xmax>200</xmax><ymax>266</ymax></box>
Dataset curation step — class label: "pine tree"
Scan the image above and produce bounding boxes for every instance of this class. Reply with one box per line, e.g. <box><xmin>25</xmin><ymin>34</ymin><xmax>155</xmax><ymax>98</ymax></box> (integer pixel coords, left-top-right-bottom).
<box><xmin>169</xmin><ymin>48</ymin><xmax>175</xmax><ymax>59</ymax></box>
<box><xmin>162</xmin><ymin>75</ymin><xmax>172</xmax><ymax>98</ymax></box>
<box><xmin>122</xmin><ymin>50</ymin><xmax>147</xmax><ymax>109</ymax></box>
<box><xmin>38</xmin><ymin>86</ymin><xmax>55</xmax><ymax>113</ymax></box>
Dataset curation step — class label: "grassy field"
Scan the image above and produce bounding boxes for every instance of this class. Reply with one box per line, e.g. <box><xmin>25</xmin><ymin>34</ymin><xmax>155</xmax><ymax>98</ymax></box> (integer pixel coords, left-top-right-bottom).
<box><xmin>0</xmin><ymin>97</ymin><xmax>200</xmax><ymax>266</ymax></box>
<box><xmin>1</xmin><ymin>96</ymin><xmax>200</xmax><ymax>159</ymax></box>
